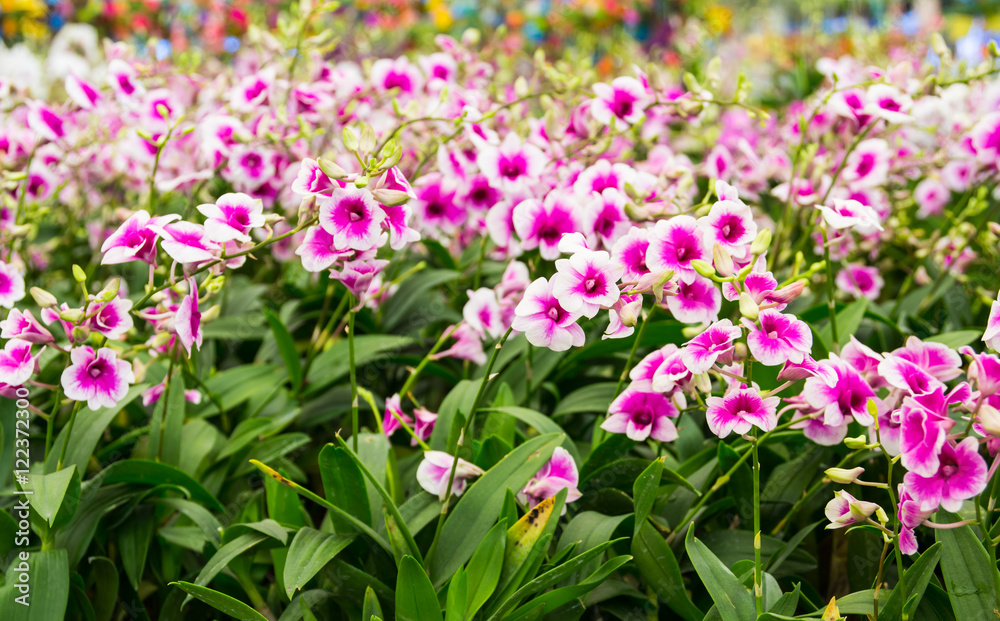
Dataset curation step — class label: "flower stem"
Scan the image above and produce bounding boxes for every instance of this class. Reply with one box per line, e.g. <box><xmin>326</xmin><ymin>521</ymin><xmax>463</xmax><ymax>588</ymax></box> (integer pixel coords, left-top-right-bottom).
<box><xmin>348</xmin><ymin>302</ymin><xmax>359</xmax><ymax>452</ymax></box>
<box><xmin>752</xmin><ymin>430</ymin><xmax>763</xmax><ymax>616</ymax></box>
<box><xmin>56</xmin><ymin>401</ymin><xmax>82</xmax><ymax>471</ymax></box>
<box><xmin>425</xmin><ymin>327</ymin><xmax>512</xmax><ymax>572</ymax></box>
<box><xmin>614</xmin><ymin>307</ymin><xmax>648</xmax><ymax>398</ymax></box>
<box><xmin>821</xmin><ymin>225</ymin><xmax>839</xmax><ymax>352</ymax></box>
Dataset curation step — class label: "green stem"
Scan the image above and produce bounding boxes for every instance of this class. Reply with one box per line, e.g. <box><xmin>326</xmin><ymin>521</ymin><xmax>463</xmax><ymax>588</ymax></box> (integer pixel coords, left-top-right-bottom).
<box><xmin>425</xmin><ymin>327</ymin><xmax>513</xmax><ymax>572</ymax></box>
<box><xmin>56</xmin><ymin>401</ymin><xmax>82</xmax><ymax>471</ymax></box>
<box><xmin>822</xmin><ymin>225</ymin><xmax>839</xmax><ymax>351</ymax></box>
<box><xmin>753</xmin><ymin>430</ymin><xmax>763</xmax><ymax>615</ymax></box>
<box><xmin>398</xmin><ymin>325</ymin><xmax>457</xmax><ymax>402</ymax></box>
<box><xmin>348</xmin><ymin>302</ymin><xmax>359</xmax><ymax>452</ymax></box>
<box><xmin>131</xmin><ymin>215</ymin><xmax>318</xmax><ymax>312</ymax></box>
<box><xmin>614</xmin><ymin>307</ymin><xmax>648</xmax><ymax>398</ymax></box>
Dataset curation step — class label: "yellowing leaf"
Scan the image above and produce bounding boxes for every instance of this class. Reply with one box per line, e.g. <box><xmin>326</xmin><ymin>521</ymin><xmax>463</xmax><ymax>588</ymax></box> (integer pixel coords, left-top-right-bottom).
<box><xmin>501</xmin><ymin>496</ymin><xmax>556</xmax><ymax>587</ymax></box>
<box><xmin>821</xmin><ymin>596</ymin><xmax>840</xmax><ymax>621</ymax></box>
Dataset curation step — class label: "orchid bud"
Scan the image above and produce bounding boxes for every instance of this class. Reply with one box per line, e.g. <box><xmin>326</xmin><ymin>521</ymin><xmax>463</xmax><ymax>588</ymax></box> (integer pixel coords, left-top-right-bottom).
<box><xmin>342</xmin><ymin>127</ymin><xmax>359</xmax><ymax>152</ymax></box>
<box><xmin>72</xmin><ymin>264</ymin><xmax>87</xmax><ymax>283</ymax></box>
<box><xmin>977</xmin><ymin>403</ymin><xmax>1000</xmax><ymax>436</ymax></box>
<box><xmin>681</xmin><ymin>326</ymin><xmax>703</xmax><ymax>339</ymax></box>
<box><xmin>617</xmin><ymin>296</ymin><xmax>642</xmax><ymax>328</ymax></box>
<box><xmin>371</xmin><ymin>188</ymin><xmax>410</xmax><ymax>206</ymax></box>
<box><xmin>263</xmin><ymin>212</ymin><xmax>285</xmax><ymax>225</ymax></box>
<box><xmin>30</xmin><ymin>287</ymin><xmax>57</xmax><ymax>308</ymax></box>
<box><xmin>150</xmin><ymin>331</ymin><xmax>172</xmax><ymax>348</ymax></box>
<box><xmin>155</xmin><ymin>102</ymin><xmax>170</xmax><ymax>120</ymax></box>
<box><xmin>385</xmin><ymin>145</ymin><xmax>403</xmax><ymax>170</ymax></box>
<box><xmin>769</xmin><ymin>280</ymin><xmax>806</xmax><ymax>305</ymax></box>
<box><xmin>201</xmin><ymin>304</ymin><xmax>222</xmax><ymax>323</ymax></box>
<box><xmin>59</xmin><ymin>308</ymin><xmax>85</xmax><ymax>324</ymax></box>
<box><xmin>750</xmin><ymin>228</ymin><xmax>772</xmax><ymax>256</ymax></box>
<box><xmin>695</xmin><ymin>372</ymin><xmax>712</xmax><ymax>393</ymax></box>
<box><xmin>318</xmin><ymin>158</ymin><xmax>347</xmax><ymax>180</ymax></box>
<box><xmin>71</xmin><ymin>325</ymin><xmax>90</xmax><ymax>342</ymax></box>
<box><xmin>931</xmin><ymin>32</ymin><xmax>950</xmax><ymax>58</ymax></box>
<box><xmin>739</xmin><ymin>292</ymin><xmax>759</xmax><ymax>320</ymax></box>
<box><xmin>514</xmin><ymin>76</ymin><xmax>529</xmax><ymax>98</ymax></box>
<box><xmin>690</xmin><ymin>259</ymin><xmax>716</xmax><ymax>278</ymax></box>
<box><xmin>359</xmin><ymin>124</ymin><xmax>376</xmax><ymax>154</ymax></box>
<box><xmin>97</xmin><ymin>278</ymin><xmax>121</xmax><ymax>302</ymax></box>
<box><xmin>676</xmin><ymin>98</ymin><xmax>703</xmax><ymax>117</ymax></box>
<box><xmin>132</xmin><ymin>359</ymin><xmax>147</xmax><ymax>384</ymax></box>
<box><xmin>825</xmin><ymin>467</ymin><xmax>865</xmax><ymax>484</ymax></box>
<box><xmin>354</xmin><ymin>174</ymin><xmax>369</xmax><ymax>189</ymax></box>
<box><xmin>712</xmin><ymin>245</ymin><xmax>734</xmax><ymax>277</ymax></box>
<box><xmin>825</xmin><ymin>490</ymin><xmax>881</xmax><ymax>529</ymax></box>
<box><xmin>844</xmin><ymin>435</ymin><xmax>869</xmax><ymax>449</ymax></box>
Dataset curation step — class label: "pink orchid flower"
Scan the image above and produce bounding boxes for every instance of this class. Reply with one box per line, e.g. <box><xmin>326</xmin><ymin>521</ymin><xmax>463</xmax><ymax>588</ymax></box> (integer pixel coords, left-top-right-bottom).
<box><xmin>85</xmin><ymin>296</ymin><xmax>134</xmax><ymax>340</ymax></box>
<box><xmin>416</xmin><ymin>451</ymin><xmax>484</xmax><ymax>500</ymax></box>
<box><xmin>603</xmin><ymin>389</ymin><xmax>679</xmax><ymax>442</ymax></box>
<box><xmin>551</xmin><ymin>250</ymin><xmax>623</xmax><ymax>319</ymax></box>
<box><xmin>680</xmin><ymin>319</ymin><xmax>742</xmax><ymax>374</ymax></box>
<box><xmin>101</xmin><ymin>210</ymin><xmax>180</xmax><ymax>266</ymax></box>
<box><xmin>512</xmin><ymin>277</ymin><xmax>585</xmax><ymax>352</ymax></box>
<box><xmin>174</xmin><ymin>279</ymin><xmax>203</xmax><ymax>356</ymax></box>
<box><xmin>513</xmin><ymin>192</ymin><xmax>582</xmax><ymax>261</ymax></box>
<box><xmin>319</xmin><ymin>188</ymin><xmax>387</xmax><ymax>252</ymax></box>
<box><xmin>904</xmin><ymin>437</ymin><xmax>988</xmax><ymax>513</ymax></box>
<box><xmin>61</xmin><ymin>346</ymin><xmax>135</xmax><ymax>410</ymax></box>
<box><xmin>803</xmin><ymin>354</ymin><xmax>876</xmax><ymax>426</ymax></box>
<box><xmin>198</xmin><ymin>193</ymin><xmax>266</xmax><ymax>244</ymax></box>
<box><xmin>825</xmin><ymin>490</ymin><xmax>882</xmax><ymax>529</ymax></box>
<box><xmin>706</xmin><ymin>386</ymin><xmax>779</xmax><ymax>438</ymax></box>
<box><xmin>463</xmin><ymin>288</ymin><xmax>504</xmax><ymax>340</ymax></box>
<box><xmin>0</xmin><ymin>339</ymin><xmax>38</xmax><ymax>386</ymax></box>
<box><xmin>646</xmin><ymin>216</ymin><xmax>709</xmax><ymax>284</ymax></box>
<box><xmin>518</xmin><ymin>447</ymin><xmax>582</xmax><ymax>510</ymax></box>
<box><xmin>743</xmin><ymin>309</ymin><xmax>812</xmax><ymax>366</ymax></box>
<box><xmin>0</xmin><ymin>308</ymin><xmax>51</xmax><ymax>344</ymax></box>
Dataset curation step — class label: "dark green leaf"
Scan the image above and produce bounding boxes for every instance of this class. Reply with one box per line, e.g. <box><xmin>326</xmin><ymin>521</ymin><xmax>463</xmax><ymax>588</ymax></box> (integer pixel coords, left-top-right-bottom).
<box><xmin>684</xmin><ymin>526</ymin><xmax>756</xmax><ymax>621</ymax></box>
<box><xmin>283</xmin><ymin>527</ymin><xmax>355</xmax><ymax>598</ymax></box>
<box><xmin>396</xmin><ymin>555</ymin><xmax>443</xmax><ymax>621</ymax></box>
<box><xmin>936</xmin><ymin>513</ymin><xmax>998</xmax><ymax>618</ymax></box>
<box><xmin>171</xmin><ymin>582</ymin><xmax>268</xmax><ymax>621</ymax></box>
<box><xmin>264</xmin><ymin>306</ymin><xmax>303</xmax><ymax>392</ymax></box>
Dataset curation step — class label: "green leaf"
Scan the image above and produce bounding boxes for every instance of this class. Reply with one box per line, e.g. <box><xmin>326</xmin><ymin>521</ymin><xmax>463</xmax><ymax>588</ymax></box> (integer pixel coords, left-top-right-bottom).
<box><xmin>465</xmin><ymin>519</ymin><xmax>507</xmax><ymax>619</ymax></box>
<box><xmin>181</xmin><ymin>532</ymin><xmax>269</xmax><ymax>606</ymax></box>
<box><xmin>381</xmin><ymin>269</ymin><xmax>461</xmax><ymax>331</ymax></box>
<box><xmin>199</xmin><ymin>365</ymin><xmax>281</xmax><ymax>414</ymax></box>
<box><xmin>632</xmin><ymin>521</ymin><xmax>702</xmax><ymax>621</ymax></box>
<box><xmin>28</xmin><ymin>465</ymin><xmax>79</xmax><ymax>527</ymax></box>
<box><xmin>333</xmin><ymin>436</ymin><xmax>421</xmax><ymax>562</ymax></box>
<box><xmin>551</xmin><ymin>383</ymin><xmax>618</xmax><ymax>417</ymax></box>
<box><xmin>171</xmin><ymin>582</ymin><xmax>268</xmax><ymax>621</ymax></box>
<box><xmin>684</xmin><ymin>526</ymin><xmax>756</xmax><ymax>621</ymax></box>
<box><xmin>430</xmin><ymin>433</ymin><xmax>562</xmax><ymax>586</ymax></box>
<box><xmin>159</xmin><ymin>373</ymin><xmax>187</xmax><ymax>466</ymax></box>
<box><xmin>766</xmin><ymin>520</ymin><xmax>821</xmax><ymax>574</ymax></box>
<box><xmin>150</xmin><ymin>498</ymin><xmax>222</xmax><ymax>546</ymax></box>
<box><xmin>445</xmin><ymin>569</ymin><xmax>468</xmax><ymax>621</ymax></box>
<box><xmin>396</xmin><ymin>555</ymin><xmax>443</xmax><ymax>621</ymax></box>
<box><xmin>305</xmin><ymin>335</ymin><xmax>414</xmax><ymax>396</ymax></box>
<box><xmin>363</xmin><ymin>586</ymin><xmax>384</xmax><ymax>621</ymax></box>
<box><xmin>98</xmin><ymin>460</ymin><xmax>224</xmax><ymax>512</ymax></box>
<box><xmin>819</xmin><ymin>298</ymin><xmax>867</xmax><ymax>347</ymax></box>
<box><xmin>633</xmin><ymin>458</ymin><xmax>663</xmax><ymax>538</ymax></box>
<box><xmin>45</xmin><ymin>385</ymin><xmax>146</xmax><ymax>474</ymax></box>
<box><xmin>264</xmin><ymin>306</ymin><xmax>303</xmax><ymax>392</ymax></box>
<box><xmin>0</xmin><ymin>549</ymin><xmax>69</xmax><ymax>621</ymax></box>
<box><xmin>119</xmin><ymin>509</ymin><xmax>155</xmax><ymax>591</ymax></box>
<box><xmin>283</xmin><ymin>527</ymin><xmax>355</xmax><ymax>598</ymax></box>
<box><xmin>503</xmin><ymin>554</ymin><xmax>632</xmax><ymax>621</ymax></box>
<box><xmin>935</xmin><ymin>512</ymin><xmax>998</xmax><ymax>618</ymax></box>
<box><xmin>480</xmin><ymin>406</ymin><xmax>578</xmax><ymax>461</ymax></box>
<box><xmin>880</xmin><ymin>541</ymin><xmax>942</xmax><ymax>621</ymax></box>
<box><xmin>486</xmin><ymin>539</ymin><xmax>623</xmax><ymax>620</ymax></box>
<box><xmin>319</xmin><ymin>445</ymin><xmax>373</xmax><ymax>528</ymax></box>
<box><xmin>926</xmin><ymin>330</ymin><xmax>982</xmax><ymax>349</ymax></box>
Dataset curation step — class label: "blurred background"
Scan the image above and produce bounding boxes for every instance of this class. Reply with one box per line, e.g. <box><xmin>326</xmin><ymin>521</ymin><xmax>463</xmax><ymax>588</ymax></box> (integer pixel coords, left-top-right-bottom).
<box><xmin>1</xmin><ymin>0</ymin><xmax>998</xmax><ymax>103</ymax></box>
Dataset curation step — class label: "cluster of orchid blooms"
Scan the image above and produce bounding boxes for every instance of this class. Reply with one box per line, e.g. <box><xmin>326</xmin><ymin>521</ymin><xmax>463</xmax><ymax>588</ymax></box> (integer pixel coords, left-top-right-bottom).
<box><xmin>1</xmin><ymin>32</ymin><xmax>1000</xmax><ymax>543</ymax></box>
